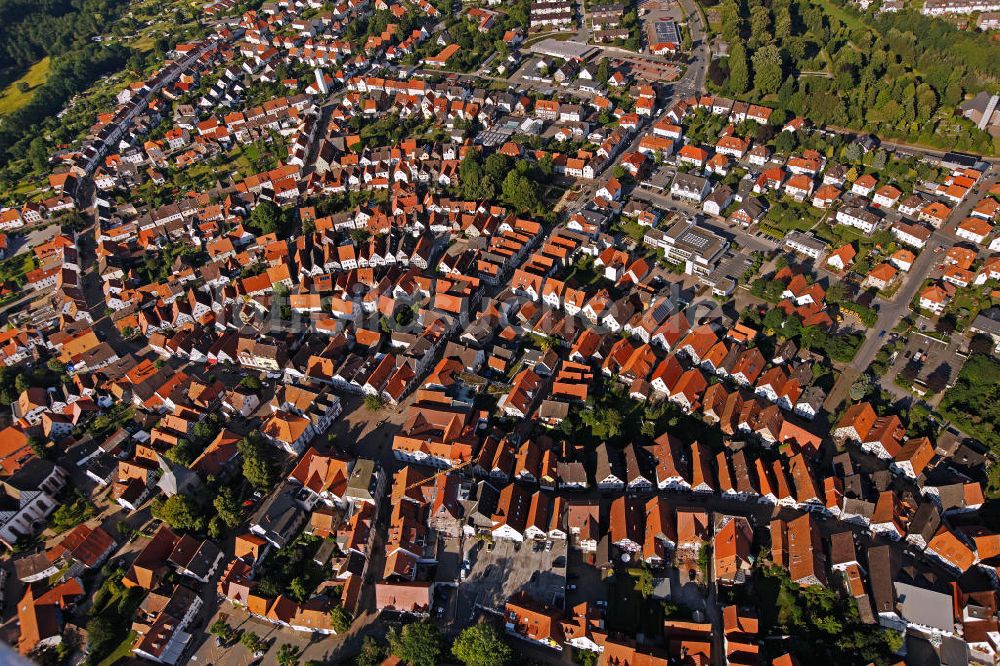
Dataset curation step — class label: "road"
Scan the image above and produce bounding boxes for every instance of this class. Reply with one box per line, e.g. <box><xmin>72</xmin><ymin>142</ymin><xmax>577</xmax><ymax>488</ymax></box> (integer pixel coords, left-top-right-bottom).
<box><xmin>675</xmin><ymin>0</ymin><xmax>710</xmax><ymax>99</ymax></box>
<box><xmin>824</xmin><ymin>169</ymin><xmax>1000</xmax><ymax>411</ymax></box>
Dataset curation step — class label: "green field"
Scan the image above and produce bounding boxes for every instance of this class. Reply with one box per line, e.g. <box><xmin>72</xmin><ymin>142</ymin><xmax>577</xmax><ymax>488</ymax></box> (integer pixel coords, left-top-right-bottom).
<box><xmin>0</xmin><ymin>58</ymin><xmax>52</xmax><ymax>116</ymax></box>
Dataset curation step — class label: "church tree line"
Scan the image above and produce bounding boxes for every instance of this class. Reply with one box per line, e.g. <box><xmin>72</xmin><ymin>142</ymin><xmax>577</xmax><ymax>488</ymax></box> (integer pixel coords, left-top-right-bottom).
<box><xmin>705</xmin><ymin>0</ymin><xmax>996</xmax><ymax>154</ymax></box>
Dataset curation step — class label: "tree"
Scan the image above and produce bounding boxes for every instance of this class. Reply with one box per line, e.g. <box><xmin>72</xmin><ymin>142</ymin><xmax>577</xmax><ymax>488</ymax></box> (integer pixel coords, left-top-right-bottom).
<box><xmin>752</xmin><ymin>45</ymin><xmax>783</xmax><ymax>95</ymax></box>
<box><xmin>238</xmin><ymin>375</ymin><xmax>263</xmax><ymax>393</ymax></box>
<box><xmin>749</xmin><ymin>5</ymin><xmax>772</xmax><ymax>48</ymax></box>
<box><xmin>152</xmin><ymin>494</ymin><xmax>204</xmax><ymax>532</ymax></box>
<box><xmin>27</xmin><ymin>436</ymin><xmax>49</xmax><ymax>460</ymax></box>
<box><xmin>844</xmin><ymin>142</ymin><xmax>864</xmax><ymax>164</ymax></box>
<box><xmin>355</xmin><ymin>636</ymin><xmax>386</xmax><ymax>666</ymax></box>
<box><xmin>276</xmin><ymin>643</ymin><xmax>301</xmax><ymax>666</ymax></box>
<box><xmin>210</xmin><ymin>619</ymin><xmax>237</xmax><ymax>644</ymax></box>
<box><xmin>501</xmin><ymin>170</ymin><xmax>540</xmax><ymax>214</ymax></box>
<box><xmin>239</xmin><ymin>432</ymin><xmax>275</xmax><ymax>491</ymax></box>
<box><xmin>763</xmin><ymin>308</ymin><xmax>785</xmax><ymax>331</ymax></box>
<box><xmin>213</xmin><ymin>487</ymin><xmax>242</xmax><ymax>528</ymax></box>
<box><xmin>849</xmin><ymin>374</ymin><xmax>872</xmax><ymax>401</ymax></box>
<box><xmin>249</xmin><ymin>201</ymin><xmax>283</xmax><ymax>234</ymax></box>
<box><xmin>28</xmin><ymin>136</ymin><xmax>49</xmax><ymax>172</ymax></box>
<box><xmin>364</xmin><ymin>394</ymin><xmax>385</xmax><ymax>411</ymax></box>
<box><xmin>636</xmin><ymin>566</ymin><xmax>655</xmax><ymax>598</ymax></box>
<box><xmin>208</xmin><ymin>515</ymin><xmax>226</xmax><ymax>539</ymax></box>
<box><xmin>596</xmin><ymin>57</ymin><xmax>611</xmax><ymax>83</ymax></box>
<box><xmin>330</xmin><ymin>604</ymin><xmax>353</xmax><ymax>633</ymax></box>
<box><xmin>164</xmin><ymin>438</ymin><xmax>197</xmax><ymax>466</ymax></box>
<box><xmin>773</xmin><ymin>130</ymin><xmax>796</xmax><ymax>155</ymax></box>
<box><xmin>581</xmin><ymin>406</ymin><xmax>623</xmax><ymax>440</ymax></box>
<box><xmin>241</xmin><ymin>631</ymin><xmax>266</xmax><ymax>654</ymax></box>
<box><xmin>388</xmin><ymin>621</ymin><xmax>443</xmax><ymax>666</ymax></box>
<box><xmin>452</xmin><ymin>623</ymin><xmax>513</xmax><ymax>666</ymax></box>
<box><xmin>483</xmin><ymin>153</ymin><xmax>512</xmax><ymax>185</ymax></box>
<box><xmin>289</xmin><ymin>577</ymin><xmax>310</xmax><ymax>602</ymax></box>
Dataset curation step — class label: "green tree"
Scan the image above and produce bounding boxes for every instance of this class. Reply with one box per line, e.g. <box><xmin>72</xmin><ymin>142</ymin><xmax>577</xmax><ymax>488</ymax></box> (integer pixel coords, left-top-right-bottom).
<box><xmin>596</xmin><ymin>57</ymin><xmax>611</xmax><ymax>83</ymax></box>
<box><xmin>210</xmin><ymin>619</ymin><xmax>237</xmax><ymax>643</ymax></box>
<box><xmin>214</xmin><ymin>487</ymin><xmax>242</xmax><ymax>528</ymax></box>
<box><xmin>452</xmin><ymin>622</ymin><xmax>513</xmax><ymax>666</ymax></box>
<box><xmin>239</xmin><ymin>432</ymin><xmax>275</xmax><ymax>491</ymax></box>
<box><xmin>581</xmin><ymin>406</ymin><xmax>623</xmax><ymax>439</ymax></box>
<box><xmin>388</xmin><ymin>621</ymin><xmax>443</xmax><ymax>666</ymax></box>
<box><xmin>151</xmin><ymin>494</ymin><xmax>204</xmax><ymax>532</ymax></box>
<box><xmin>749</xmin><ymin>5</ymin><xmax>772</xmax><ymax>48</ymax></box>
<box><xmin>249</xmin><ymin>201</ymin><xmax>283</xmax><ymax>235</ymax></box>
<box><xmin>763</xmin><ymin>308</ymin><xmax>785</xmax><ymax>331</ymax></box>
<box><xmin>636</xmin><ymin>566</ymin><xmax>655</xmax><ymax>598</ymax></box>
<box><xmin>164</xmin><ymin>438</ymin><xmax>197</xmax><ymax>467</ymax></box>
<box><xmin>330</xmin><ymin>604</ymin><xmax>353</xmax><ymax>633</ymax></box>
<box><xmin>238</xmin><ymin>375</ymin><xmax>263</xmax><ymax>393</ymax></box>
<box><xmin>208</xmin><ymin>515</ymin><xmax>226</xmax><ymax>539</ymax></box>
<box><xmin>355</xmin><ymin>636</ymin><xmax>386</xmax><ymax>666</ymax></box>
<box><xmin>773</xmin><ymin>130</ymin><xmax>796</xmax><ymax>155</ymax></box>
<box><xmin>483</xmin><ymin>153</ymin><xmax>512</xmax><ymax>185</ymax></box>
<box><xmin>728</xmin><ymin>43</ymin><xmax>751</xmax><ymax>95</ymax></box>
<box><xmin>28</xmin><ymin>136</ymin><xmax>49</xmax><ymax>172</ymax></box>
<box><xmin>364</xmin><ymin>394</ymin><xmax>385</xmax><ymax>411</ymax></box>
<box><xmin>752</xmin><ymin>45</ymin><xmax>783</xmax><ymax>95</ymax></box>
<box><xmin>289</xmin><ymin>577</ymin><xmax>310</xmax><ymax>602</ymax></box>
<box><xmin>501</xmin><ymin>170</ymin><xmax>540</xmax><ymax>214</ymax></box>
<box><xmin>241</xmin><ymin>631</ymin><xmax>267</xmax><ymax>654</ymax></box>
<box><xmin>849</xmin><ymin>374</ymin><xmax>872</xmax><ymax>401</ymax></box>
<box><xmin>27</xmin><ymin>436</ymin><xmax>49</xmax><ymax>460</ymax></box>
<box><xmin>276</xmin><ymin>643</ymin><xmax>301</xmax><ymax>666</ymax></box>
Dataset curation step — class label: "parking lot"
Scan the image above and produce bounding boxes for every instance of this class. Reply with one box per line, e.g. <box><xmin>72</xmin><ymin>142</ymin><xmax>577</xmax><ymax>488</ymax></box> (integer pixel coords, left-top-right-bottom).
<box><xmin>456</xmin><ymin>537</ymin><xmax>568</xmax><ymax>621</ymax></box>
<box><xmin>887</xmin><ymin>330</ymin><xmax>968</xmax><ymax>402</ymax></box>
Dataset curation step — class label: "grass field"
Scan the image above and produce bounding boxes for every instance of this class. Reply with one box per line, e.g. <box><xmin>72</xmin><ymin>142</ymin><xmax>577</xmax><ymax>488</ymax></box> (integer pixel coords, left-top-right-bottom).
<box><xmin>0</xmin><ymin>57</ymin><xmax>52</xmax><ymax>116</ymax></box>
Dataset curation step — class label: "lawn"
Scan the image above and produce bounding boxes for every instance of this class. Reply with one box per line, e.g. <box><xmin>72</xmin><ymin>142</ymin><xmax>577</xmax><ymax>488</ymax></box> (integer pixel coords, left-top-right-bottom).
<box><xmin>0</xmin><ymin>253</ymin><xmax>37</xmax><ymax>287</ymax></box>
<box><xmin>758</xmin><ymin>199</ymin><xmax>825</xmax><ymax>239</ymax></box>
<box><xmin>561</xmin><ymin>255</ymin><xmax>606</xmax><ymax>287</ymax></box>
<box><xmin>0</xmin><ymin>57</ymin><xmax>52</xmax><ymax>116</ymax></box>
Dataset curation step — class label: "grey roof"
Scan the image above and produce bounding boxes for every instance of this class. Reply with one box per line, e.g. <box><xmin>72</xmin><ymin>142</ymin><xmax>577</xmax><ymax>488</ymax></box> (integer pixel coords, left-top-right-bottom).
<box><xmin>156</xmin><ymin>455</ymin><xmax>203</xmax><ymax>496</ymax></box>
<box><xmin>784</xmin><ymin>230</ymin><xmax>826</xmax><ymax>253</ymax></box>
<box><xmin>346</xmin><ymin>458</ymin><xmax>378</xmax><ymax>502</ymax></box>
<box><xmin>970</xmin><ymin>307</ymin><xmax>1000</xmax><ymax>337</ymax></box>
<box><xmin>908</xmin><ymin>502</ymin><xmax>942</xmax><ymax>543</ymax></box>
<box><xmin>895</xmin><ymin>582</ymin><xmax>954</xmax><ymax>633</ymax></box>
<box><xmin>251</xmin><ymin>483</ymin><xmax>306</xmax><ymax>548</ymax></box>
